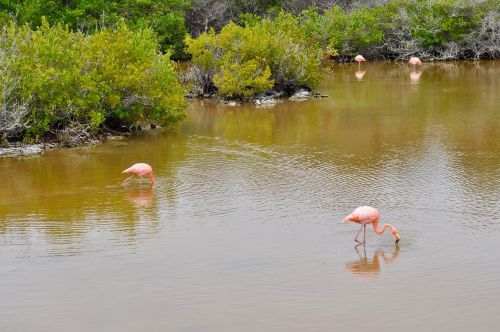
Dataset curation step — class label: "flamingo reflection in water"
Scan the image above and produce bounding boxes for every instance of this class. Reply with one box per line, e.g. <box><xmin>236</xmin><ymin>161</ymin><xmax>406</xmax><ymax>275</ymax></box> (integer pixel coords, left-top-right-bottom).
<box><xmin>346</xmin><ymin>245</ymin><xmax>400</xmax><ymax>279</ymax></box>
<box><xmin>410</xmin><ymin>70</ymin><xmax>423</xmax><ymax>83</ymax></box>
<box><xmin>408</xmin><ymin>56</ymin><xmax>423</xmax><ymax>84</ymax></box>
<box><xmin>126</xmin><ymin>188</ymin><xmax>155</xmax><ymax>207</ymax></box>
<box><xmin>355</xmin><ymin>70</ymin><xmax>366</xmax><ymax>80</ymax></box>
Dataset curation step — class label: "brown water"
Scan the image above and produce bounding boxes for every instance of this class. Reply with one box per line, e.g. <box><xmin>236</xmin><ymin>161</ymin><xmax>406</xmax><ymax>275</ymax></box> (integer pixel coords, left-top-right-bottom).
<box><xmin>1</xmin><ymin>62</ymin><xmax>499</xmax><ymax>331</ymax></box>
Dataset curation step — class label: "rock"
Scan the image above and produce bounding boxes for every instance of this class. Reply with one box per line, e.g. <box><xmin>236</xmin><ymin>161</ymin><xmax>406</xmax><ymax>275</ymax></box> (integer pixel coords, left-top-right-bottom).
<box><xmin>312</xmin><ymin>91</ymin><xmax>329</xmax><ymax>98</ymax></box>
<box><xmin>255</xmin><ymin>97</ymin><xmax>277</xmax><ymax>107</ymax></box>
<box><xmin>269</xmin><ymin>91</ymin><xmax>285</xmax><ymax>98</ymax></box>
<box><xmin>289</xmin><ymin>89</ymin><xmax>312</xmax><ymax>101</ymax></box>
<box><xmin>264</xmin><ymin>89</ymin><xmax>285</xmax><ymax>98</ymax></box>
<box><xmin>106</xmin><ymin>135</ymin><xmax>126</xmax><ymax>141</ymax></box>
<box><xmin>227</xmin><ymin>101</ymin><xmax>238</xmax><ymax>106</ymax></box>
<box><xmin>185</xmin><ymin>91</ymin><xmax>200</xmax><ymax>98</ymax></box>
<box><xmin>0</xmin><ymin>143</ymin><xmax>46</xmax><ymax>157</ymax></box>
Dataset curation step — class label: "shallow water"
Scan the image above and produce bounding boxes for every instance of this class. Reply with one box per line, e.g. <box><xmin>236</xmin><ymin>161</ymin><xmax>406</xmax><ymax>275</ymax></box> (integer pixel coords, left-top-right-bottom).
<box><xmin>1</xmin><ymin>61</ymin><xmax>499</xmax><ymax>331</ymax></box>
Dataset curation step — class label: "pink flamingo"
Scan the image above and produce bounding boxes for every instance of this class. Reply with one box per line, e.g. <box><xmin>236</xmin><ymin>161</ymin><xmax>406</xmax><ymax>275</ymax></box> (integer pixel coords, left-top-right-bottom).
<box><xmin>122</xmin><ymin>163</ymin><xmax>155</xmax><ymax>186</ymax></box>
<box><xmin>409</xmin><ymin>56</ymin><xmax>422</xmax><ymax>67</ymax></box>
<box><xmin>342</xmin><ymin>206</ymin><xmax>400</xmax><ymax>244</ymax></box>
<box><xmin>354</xmin><ymin>54</ymin><xmax>366</xmax><ymax>69</ymax></box>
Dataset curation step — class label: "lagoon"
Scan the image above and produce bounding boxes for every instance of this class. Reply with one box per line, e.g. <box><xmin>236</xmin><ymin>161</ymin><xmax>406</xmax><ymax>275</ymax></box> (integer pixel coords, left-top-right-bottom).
<box><xmin>1</xmin><ymin>61</ymin><xmax>499</xmax><ymax>331</ymax></box>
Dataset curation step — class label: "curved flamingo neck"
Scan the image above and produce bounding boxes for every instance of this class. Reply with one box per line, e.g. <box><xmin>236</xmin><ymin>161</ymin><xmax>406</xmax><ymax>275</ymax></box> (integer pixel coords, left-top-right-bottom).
<box><xmin>372</xmin><ymin>220</ymin><xmax>397</xmax><ymax>235</ymax></box>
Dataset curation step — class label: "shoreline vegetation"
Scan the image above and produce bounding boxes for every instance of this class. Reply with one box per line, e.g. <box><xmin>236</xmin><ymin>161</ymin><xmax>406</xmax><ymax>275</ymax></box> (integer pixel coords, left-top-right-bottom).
<box><xmin>1</xmin><ymin>0</ymin><xmax>499</xmax><ymax>154</ymax></box>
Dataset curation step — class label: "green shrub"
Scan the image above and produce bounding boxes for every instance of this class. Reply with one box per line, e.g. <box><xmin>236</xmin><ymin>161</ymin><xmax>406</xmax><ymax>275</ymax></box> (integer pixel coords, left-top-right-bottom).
<box><xmin>0</xmin><ymin>0</ymin><xmax>190</xmax><ymax>58</ymax></box>
<box><xmin>185</xmin><ymin>12</ymin><xmax>322</xmax><ymax>98</ymax></box>
<box><xmin>258</xmin><ymin>12</ymin><xmax>322</xmax><ymax>88</ymax></box>
<box><xmin>296</xmin><ymin>0</ymin><xmax>498</xmax><ymax>60</ymax></box>
<box><xmin>379</xmin><ymin>0</ymin><xmax>498</xmax><ymax>59</ymax></box>
<box><xmin>0</xmin><ymin>20</ymin><xmax>186</xmax><ymax>142</ymax></box>
<box><xmin>0</xmin><ymin>24</ymin><xmax>28</xmax><ymax>140</ymax></box>
<box><xmin>402</xmin><ymin>0</ymin><xmax>481</xmax><ymax>47</ymax></box>
<box><xmin>347</xmin><ymin>7</ymin><xmax>387</xmax><ymax>50</ymax></box>
<box><xmin>299</xmin><ymin>6</ymin><xmax>344</xmax><ymax>57</ymax></box>
<box><xmin>214</xmin><ymin>58</ymin><xmax>273</xmax><ymax>97</ymax></box>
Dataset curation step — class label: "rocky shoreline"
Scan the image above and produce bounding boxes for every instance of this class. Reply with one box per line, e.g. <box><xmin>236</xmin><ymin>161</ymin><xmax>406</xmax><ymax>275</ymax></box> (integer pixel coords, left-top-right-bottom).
<box><xmin>186</xmin><ymin>87</ymin><xmax>328</xmax><ymax>106</ymax></box>
<box><xmin>0</xmin><ymin>135</ymin><xmax>127</xmax><ymax>158</ymax></box>
<box><xmin>0</xmin><ymin>143</ymin><xmax>55</xmax><ymax>157</ymax></box>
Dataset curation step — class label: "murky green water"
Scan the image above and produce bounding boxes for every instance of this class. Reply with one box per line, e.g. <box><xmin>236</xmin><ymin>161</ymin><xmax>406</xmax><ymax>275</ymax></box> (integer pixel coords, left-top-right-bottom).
<box><xmin>1</xmin><ymin>61</ymin><xmax>499</xmax><ymax>331</ymax></box>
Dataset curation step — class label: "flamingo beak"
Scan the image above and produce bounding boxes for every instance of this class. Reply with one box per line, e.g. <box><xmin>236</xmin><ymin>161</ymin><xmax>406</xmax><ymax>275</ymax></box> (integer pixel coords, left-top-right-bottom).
<box><xmin>395</xmin><ymin>234</ymin><xmax>400</xmax><ymax>244</ymax></box>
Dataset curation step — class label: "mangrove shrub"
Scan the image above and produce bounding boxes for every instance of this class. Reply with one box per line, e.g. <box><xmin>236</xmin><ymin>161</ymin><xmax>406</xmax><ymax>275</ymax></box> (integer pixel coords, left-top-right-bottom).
<box><xmin>0</xmin><ymin>0</ymin><xmax>191</xmax><ymax>58</ymax></box>
<box><xmin>0</xmin><ymin>20</ymin><xmax>186</xmax><ymax>143</ymax></box>
<box><xmin>299</xmin><ymin>0</ymin><xmax>500</xmax><ymax>60</ymax></box>
<box><xmin>185</xmin><ymin>12</ymin><xmax>322</xmax><ymax>98</ymax></box>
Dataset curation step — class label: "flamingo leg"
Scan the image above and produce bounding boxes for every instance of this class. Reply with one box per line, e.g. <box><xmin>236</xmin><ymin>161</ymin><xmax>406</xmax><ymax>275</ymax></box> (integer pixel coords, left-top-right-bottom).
<box><xmin>363</xmin><ymin>224</ymin><xmax>366</xmax><ymax>244</ymax></box>
<box><xmin>354</xmin><ymin>224</ymin><xmax>363</xmax><ymax>243</ymax></box>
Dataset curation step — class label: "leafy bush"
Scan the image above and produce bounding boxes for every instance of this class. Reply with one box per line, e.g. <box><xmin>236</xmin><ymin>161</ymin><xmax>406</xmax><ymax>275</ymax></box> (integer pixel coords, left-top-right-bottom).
<box><xmin>0</xmin><ymin>28</ymin><xmax>28</xmax><ymax>140</ymax></box>
<box><xmin>0</xmin><ymin>20</ymin><xmax>186</xmax><ymax>142</ymax></box>
<box><xmin>465</xmin><ymin>1</ymin><xmax>500</xmax><ymax>59</ymax></box>
<box><xmin>297</xmin><ymin>0</ymin><xmax>499</xmax><ymax>60</ymax></box>
<box><xmin>2</xmin><ymin>0</ymin><xmax>498</xmax><ymax>62</ymax></box>
<box><xmin>300</xmin><ymin>6</ymin><xmax>346</xmax><ymax>58</ymax></box>
<box><xmin>379</xmin><ymin>0</ymin><xmax>499</xmax><ymax>59</ymax></box>
<box><xmin>186</xmin><ymin>0</ymin><xmax>282</xmax><ymax>37</ymax></box>
<box><xmin>299</xmin><ymin>5</ymin><xmax>391</xmax><ymax>59</ymax></box>
<box><xmin>347</xmin><ymin>6</ymin><xmax>387</xmax><ymax>50</ymax></box>
<box><xmin>185</xmin><ymin>12</ymin><xmax>322</xmax><ymax>98</ymax></box>
<box><xmin>0</xmin><ymin>0</ymin><xmax>190</xmax><ymax>58</ymax></box>
<box><xmin>402</xmin><ymin>0</ymin><xmax>477</xmax><ymax>46</ymax></box>
<box><xmin>213</xmin><ymin>57</ymin><xmax>273</xmax><ymax>98</ymax></box>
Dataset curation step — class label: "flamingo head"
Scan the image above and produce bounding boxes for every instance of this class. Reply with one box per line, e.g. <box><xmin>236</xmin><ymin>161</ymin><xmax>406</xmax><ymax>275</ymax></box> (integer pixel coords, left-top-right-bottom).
<box><xmin>148</xmin><ymin>172</ymin><xmax>155</xmax><ymax>186</ymax></box>
<box><xmin>392</xmin><ymin>230</ymin><xmax>400</xmax><ymax>244</ymax></box>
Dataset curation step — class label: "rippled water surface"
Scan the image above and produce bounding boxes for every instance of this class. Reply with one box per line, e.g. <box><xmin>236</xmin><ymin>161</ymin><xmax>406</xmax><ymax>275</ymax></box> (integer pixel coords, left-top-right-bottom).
<box><xmin>1</xmin><ymin>62</ymin><xmax>499</xmax><ymax>331</ymax></box>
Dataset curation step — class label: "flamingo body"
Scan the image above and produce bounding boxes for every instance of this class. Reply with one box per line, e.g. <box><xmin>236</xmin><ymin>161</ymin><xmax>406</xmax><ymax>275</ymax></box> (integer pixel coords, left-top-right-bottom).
<box><xmin>409</xmin><ymin>56</ymin><xmax>422</xmax><ymax>66</ymax></box>
<box><xmin>122</xmin><ymin>163</ymin><xmax>155</xmax><ymax>185</ymax></box>
<box><xmin>354</xmin><ymin>55</ymin><xmax>366</xmax><ymax>62</ymax></box>
<box><xmin>342</xmin><ymin>206</ymin><xmax>400</xmax><ymax>244</ymax></box>
<box><xmin>344</xmin><ymin>206</ymin><xmax>379</xmax><ymax>224</ymax></box>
